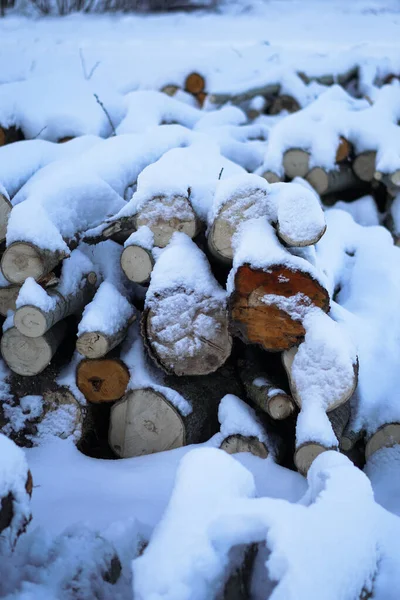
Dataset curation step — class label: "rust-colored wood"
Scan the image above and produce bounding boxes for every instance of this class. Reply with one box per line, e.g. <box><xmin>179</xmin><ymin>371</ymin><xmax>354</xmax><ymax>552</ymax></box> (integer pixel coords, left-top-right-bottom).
<box><xmin>0</xmin><ymin>128</ymin><xmax>5</xmax><ymax>147</ymax></box>
<box><xmin>76</xmin><ymin>358</ymin><xmax>130</xmax><ymax>403</ymax></box>
<box><xmin>58</xmin><ymin>136</ymin><xmax>74</xmax><ymax>143</ymax></box>
<box><xmin>185</xmin><ymin>72</ymin><xmax>205</xmax><ymax>95</ymax></box>
<box><xmin>196</xmin><ymin>91</ymin><xmax>207</xmax><ymax>107</ymax></box>
<box><xmin>229</xmin><ymin>264</ymin><xmax>329</xmax><ymax>351</ymax></box>
<box><xmin>336</xmin><ymin>136</ymin><xmax>352</xmax><ymax>163</ymax></box>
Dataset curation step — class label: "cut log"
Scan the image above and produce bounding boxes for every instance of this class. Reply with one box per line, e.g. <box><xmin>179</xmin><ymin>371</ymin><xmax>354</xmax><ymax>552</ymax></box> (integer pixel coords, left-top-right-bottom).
<box><xmin>76</xmin><ymin>328</ymin><xmax>130</xmax><ymax>360</ymax></box>
<box><xmin>353</xmin><ymin>151</ymin><xmax>377</xmax><ymax>182</ymax></box>
<box><xmin>268</xmin><ymin>94</ymin><xmax>300</xmax><ymax>115</ymax></box>
<box><xmin>238</xmin><ymin>349</ymin><xmax>295</xmax><ymax>420</ymax></box>
<box><xmin>0</xmin><ymin>192</ymin><xmax>12</xmax><ymax>244</ymax></box>
<box><xmin>1</xmin><ymin>242</ymin><xmax>67</xmax><ymax>285</ymax></box>
<box><xmin>121</xmin><ymin>244</ymin><xmax>154</xmax><ymax>284</ymax></box>
<box><xmin>336</xmin><ymin>137</ymin><xmax>352</xmax><ymax>163</ymax></box>
<box><xmin>283</xmin><ymin>149</ymin><xmax>310</xmax><ymax>179</ymax></box>
<box><xmin>0</xmin><ymin>284</ymin><xmax>20</xmax><ymax>316</ymax></box>
<box><xmin>294</xmin><ymin>401</ymin><xmax>351</xmax><ymax>475</ymax></box>
<box><xmin>0</xmin><ymin>126</ymin><xmax>24</xmax><ymax>147</ymax></box>
<box><xmin>76</xmin><ymin>357</ymin><xmax>130</xmax><ymax>404</ymax></box>
<box><xmin>109</xmin><ymin>325</ymin><xmax>241</xmax><ymax>458</ymax></box>
<box><xmin>1</xmin><ymin>321</ymin><xmax>67</xmax><ymax>376</ymax></box>
<box><xmin>365</xmin><ymin>423</ymin><xmax>400</xmax><ymax>460</ymax></box>
<box><xmin>282</xmin><ymin>313</ymin><xmax>358</xmax><ymax>412</ymax></box>
<box><xmin>229</xmin><ymin>220</ymin><xmax>330</xmax><ymax>351</ymax></box>
<box><xmin>305</xmin><ymin>164</ymin><xmax>359</xmax><ymax>196</ymax></box>
<box><xmin>143</xmin><ymin>234</ymin><xmax>232</xmax><ymax>376</ymax></box>
<box><xmin>120</xmin><ymin>227</ymin><xmax>155</xmax><ymax>285</ymax></box>
<box><xmin>161</xmin><ymin>84</ymin><xmax>179</xmax><ymax>97</ymax></box>
<box><xmin>135</xmin><ymin>193</ymin><xmax>201</xmax><ymax>248</ymax></box>
<box><xmin>196</xmin><ymin>92</ymin><xmax>207</xmax><ymax>107</ymax></box>
<box><xmin>208</xmin><ymin>82</ymin><xmax>281</xmax><ymax>107</ymax></box>
<box><xmin>14</xmin><ymin>272</ymin><xmax>97</xmax><ymax>338</ymax></box>
<box><xmin>261</xmin><ymin>170</ymin><xmax>282</xmax><ymax>184</ymax></box>
<box><xmin>220</xmin><ymin>434</ymin><xmax>269</xmax><ymax>458</ymax></box>
<box><xmin>341</xmin><ymin>426</ymin><xmax>364</xmax><ymax>453</ymax></box>
<box><xmin>208</xmin><ymin>178</ymin><xmax>271</xmax><ymax>264</ymax></box>
<box><xmin>185</xmin><ymin>72</ymin><xmax>206</xmax><ymax>95</ymax></box>
<box><xmin>109</xmin><ymin>387</ymin><xmax>185</xmax><ymax>457</ymax></box>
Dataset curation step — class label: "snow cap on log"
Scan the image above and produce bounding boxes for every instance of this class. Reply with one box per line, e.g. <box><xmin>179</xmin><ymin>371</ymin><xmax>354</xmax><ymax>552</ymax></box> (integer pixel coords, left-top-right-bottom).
<box><xmin>217</xmin><ymin>394</ymin><xmax>272</xmax><ymax>459</ymax></box>
<box><xmin>228</xmin><ymin>216</ymin><xmax>329</xmax><ymax>351</ymax></box>
<box><xmin>143</xmin><ymin>233</ymin><xmax>232</xmax><ymax>376</ymax></box>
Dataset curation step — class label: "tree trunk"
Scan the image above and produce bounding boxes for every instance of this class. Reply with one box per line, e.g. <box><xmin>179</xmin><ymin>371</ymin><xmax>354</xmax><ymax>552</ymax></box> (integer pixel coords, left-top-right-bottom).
<box><xmin>14</xmin><ymin>272</ymin><xmax>97</xmax><ymax>338</ymax></box>
<box><xmin>1</xmin><ymin>242</ymin><xmax>67</xmax><ymax>284</ymax></box>
<box><xmin>1</xmin><ymin>321</ymin><xmax>67</xmax><ymax>376</ymax></box>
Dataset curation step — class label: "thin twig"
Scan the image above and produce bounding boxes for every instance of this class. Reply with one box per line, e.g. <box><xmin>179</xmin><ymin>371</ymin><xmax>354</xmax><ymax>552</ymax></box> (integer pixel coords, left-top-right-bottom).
<box><xmin>93</xmin><ymin>93</ymin><xmax>116</xmax><ymax>137</ymax></box>
<box><xmin>32</xmin><ymin>126</ymin><xmax>47</xmax><ymax>140</ymax></box>
<box><xmin>218</xmin><ymin>168</ymin><xmax>224</xmax><ymax>180</ymax></box>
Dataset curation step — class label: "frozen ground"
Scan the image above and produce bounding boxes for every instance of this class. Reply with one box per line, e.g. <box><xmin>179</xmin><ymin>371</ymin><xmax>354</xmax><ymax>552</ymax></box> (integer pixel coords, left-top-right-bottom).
<box><xmin>2</xmin><ymin>1</ymin><xmax>400</xmax><ymax>598</ymax></box>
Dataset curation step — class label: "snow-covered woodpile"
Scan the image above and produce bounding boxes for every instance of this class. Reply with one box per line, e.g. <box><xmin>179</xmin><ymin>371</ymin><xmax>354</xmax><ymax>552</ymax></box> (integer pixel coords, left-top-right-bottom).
<box><xmin>2</xmin><ymin>56</ymin><xmax>400</xmax><ymax>598</ymax></box>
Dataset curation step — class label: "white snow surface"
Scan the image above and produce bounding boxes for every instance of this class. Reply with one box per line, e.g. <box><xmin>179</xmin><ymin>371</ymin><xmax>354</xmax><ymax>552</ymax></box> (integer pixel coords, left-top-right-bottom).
<box><xmin>124</xmin><ymin>226</ymin><xmax>154</xmax><ymax>251</ymax></box>
<box><xmin>16</xmin><ymin>277</ymin><xmax>57</xmax><ymax>312</ymax></box>
<box><xmin>317</xmin><ymin>210</ymin><xmax>400</xmax><ymax>435</ymax></box>
<box><xmin>0</xmin><ymin>434</ymin><xmax>31</xmax><ymax>545</ymax></box>
<box><xmin>146</xmin><ymin>233</ymin><xmax>226</xmax><ymax>306</ymax></box>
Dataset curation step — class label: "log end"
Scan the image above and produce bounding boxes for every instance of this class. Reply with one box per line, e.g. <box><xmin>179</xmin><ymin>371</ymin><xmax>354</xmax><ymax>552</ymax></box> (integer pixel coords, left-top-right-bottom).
<box><xmin>2</xmin><ymin>243</ymin><xmax>49</xmax><ymax>284</ymax></box>
<box><xmin>76</xmin><ymin>332</ymin><xmax>110</xmax><ymax>360</ymax></box>
<box><xmin>121</xmin><ymin>245</ymin><xmax>154</xmax><ymax>284</ymax></box>
<box><xmin>1</xmin><ymin>326</ymin><xmax>54</xmax><ymax>376</ymax></box>
<box><xmin>220</xmin><ymin>434</ymin><xmax>268</xmax><ymax>458</ymax></box>
<box><xmin>268</xmin><ymin>393</ymin><xmax>296</xmax><ymax>420</ymax></box>
<box><xmin>14</xmin><ymin>305</ymin><xmax>48</xmax><ymax>338</ymax></box>
<box><xmin>109</xmin><ymin>388</ymin><xmax>185</xmax><ymax>458</ymax></box>
<box><xmin>76</xmin><ymin>358</ymin><xmax>130</xmax><ymax>403</ymax></box>
<box><xmin>185</xmin><ymin>72</ymin><xmax>205</xmax><ymax>95</ymax></box>
<box><xmin>294</xmin><ymin>442</ymin><xmax>328</xmax><ymax>476</ymax></box>
<box><xmin>365</xmin><ymin>423</ymin><xmax>400</xmax><ymax>460</ymax></box>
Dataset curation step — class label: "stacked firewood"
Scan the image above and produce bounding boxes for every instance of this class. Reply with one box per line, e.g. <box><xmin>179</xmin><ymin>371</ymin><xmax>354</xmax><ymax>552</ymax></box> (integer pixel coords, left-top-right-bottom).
<box><xmin>0</xmin><ymin>68</ymin><xmax>399</xmax><ymax>476</ymax></box>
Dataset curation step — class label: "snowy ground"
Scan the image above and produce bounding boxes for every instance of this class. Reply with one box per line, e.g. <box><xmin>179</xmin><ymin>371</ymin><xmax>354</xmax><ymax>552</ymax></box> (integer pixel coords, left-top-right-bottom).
<box><xmin>2</xmin><ymin>1</ymin><xmax>400</xmax><ymax>598</ymax></box>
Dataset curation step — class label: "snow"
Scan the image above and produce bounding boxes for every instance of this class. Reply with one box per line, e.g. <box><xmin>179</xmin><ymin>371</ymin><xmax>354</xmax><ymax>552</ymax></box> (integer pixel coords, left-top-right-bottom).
<box><xmin>146</xmin><ymin>233</ymin><xmax>226</xmax><ymax>305</ymax></box>
<box><xmin>290</xmin><ymin>308</ymin><xmax>357</xmax><ymax>447</ymax></box>
<box><xmin>16</xmin><ymin>277</ymin><xmax>56</xmax><ymax>312</ymax></box>
<box><xmin>217</xmin><ymin>394</ymin><xmax>271</xmax><ymax>447</ymax></box>
<box><xmin>0</xmin><ymin>136</ymin><xmax>101</xmax><ymax>200</ymax></box>
<box><xmin>227</xmin><ymin>216</ymin><xmax>327</xmax><ymax>295</ymax></box>
<box><xmin>3</xmin><ymin>396</ymin><xmax>43</xmax><ymax>435</ymax></box>
<box><xmin>2</xmin><ymin>3</ymin><xmax>400</xmax><ymax>597</ymax></box>
<box><xmin>316</xmin><ymin>209</ymin><xmax>400</xmax><ymax>435</ymax></box>
<box><xmin>78</xmin><ymin>280</ymin><xmax>134</xmax><ymax>337</ymax></box>
<box><xmin>0</xmin><ymin>434</ymin><xmax>31</xmax><ymax>545</ymax></box>
<box><xmin>132</xmin><ymin>447</ymin><xmax>256</xmax><ymax>600</ymax></box>
<box><xmin>124</xmin><ymin>226</ymin><xmax>154</xmax><ymax>251</ymax></box>
<box><xmin>0</xmin><ymin>73</ymin><xmax>125</xmax><ymax>141</ymax></box>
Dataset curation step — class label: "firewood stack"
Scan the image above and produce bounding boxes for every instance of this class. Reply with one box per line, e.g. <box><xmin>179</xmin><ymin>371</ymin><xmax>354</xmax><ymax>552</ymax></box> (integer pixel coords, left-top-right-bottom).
<box><xmin>0</xmin><ymin>66</ymin><xmax>400</xmax><ymax>476</ymax></box>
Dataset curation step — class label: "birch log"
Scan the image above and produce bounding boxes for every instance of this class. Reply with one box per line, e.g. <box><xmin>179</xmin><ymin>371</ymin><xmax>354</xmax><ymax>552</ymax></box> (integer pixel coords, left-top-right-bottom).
<box><xmin>120</xmin><ymin>227</ymin><xmax>155</xmax><ymax>284</ymax></box>
<box><xmin>142</xmin><ymin>233</ymin><xmax>232</xmax><ymax>376</ymax></box>
<box><xmin>1</xmin><ymin>321</ymin><xmax>67</xmax><ymax>376</ymax></box>
<box><xmin>365</xmin><ymin>423</ymin><xmax>400</xmax><ymax>460</ymax></box>
<box><xmin>306</xmin><ymin>164</ymin><xmax>359</xmax><ymax>196</ymax></box>
<box><xmin>1</xmin><ymin>243</ymin><xmax>67</xmax><ymax>285</ymax></box>
<box><xmin>14</xmin><ymin>272</ymin><xmax>97</xmax><ymax>338</ymax></box>
<box><xmin>238</xmin><ymin>348</ymin><xmax>295</xmax><ymax>420</ymax></box>
<box><xmin>353</xmin><ymin>151</ymin><xmax>377</xmax><ymax>182</ymax></box>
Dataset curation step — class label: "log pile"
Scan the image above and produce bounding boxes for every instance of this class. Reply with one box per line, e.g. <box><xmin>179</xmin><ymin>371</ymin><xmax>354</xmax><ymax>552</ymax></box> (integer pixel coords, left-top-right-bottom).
<box><xmin>1</xmin><ymin>69</ymin><xmax>400</xmax><ymax>479</ymax></box>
